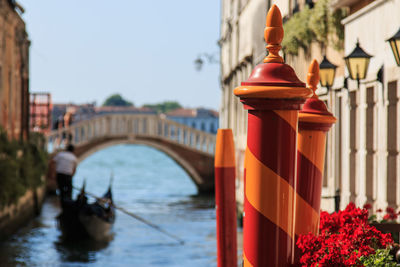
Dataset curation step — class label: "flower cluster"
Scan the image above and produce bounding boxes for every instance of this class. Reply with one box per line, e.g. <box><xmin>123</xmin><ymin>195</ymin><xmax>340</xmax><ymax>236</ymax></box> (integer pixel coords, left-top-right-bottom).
<box><xmin>383</xmin><ymin>207</ymin><xmax>398</xmax><ymax>221</ymax></box>
<box><xmin>297</xmin><ymin>203</ymin><xmax>393</xmax><ymax>266</ymax></box>
<box><xmin>364</xmin><ymin>204</ymin><xmax>399</xmax><ymax>222</ymax></box>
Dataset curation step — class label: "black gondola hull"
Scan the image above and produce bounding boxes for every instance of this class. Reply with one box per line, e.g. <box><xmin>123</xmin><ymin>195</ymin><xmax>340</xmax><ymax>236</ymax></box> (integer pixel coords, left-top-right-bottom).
<box><xmin>57</xmin><ymin>191</ymin><xmax>115</xmax><ymax>241</ymax></box>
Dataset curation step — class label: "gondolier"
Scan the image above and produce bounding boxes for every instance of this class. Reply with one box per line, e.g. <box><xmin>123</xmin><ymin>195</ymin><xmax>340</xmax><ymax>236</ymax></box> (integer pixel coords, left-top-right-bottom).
<box><xmin>53</xmin><ymin>144</ymin><xmax>77</xmax><ymax>200</ymax></box>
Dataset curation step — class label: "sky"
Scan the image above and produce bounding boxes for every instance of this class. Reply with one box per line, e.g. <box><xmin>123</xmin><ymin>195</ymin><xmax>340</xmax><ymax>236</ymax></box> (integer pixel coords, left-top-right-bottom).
<box><xmin>18</xmin><ymin>1</ymin><xmax>221</xmax><ymax>110</ymax></box>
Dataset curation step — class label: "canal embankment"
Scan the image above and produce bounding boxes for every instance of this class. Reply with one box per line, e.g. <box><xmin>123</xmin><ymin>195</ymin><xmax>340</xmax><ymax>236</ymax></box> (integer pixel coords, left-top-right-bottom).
<box><xmin>0</xmin><ymin>130</ymin><xmax>48</xmax><ymax>240</ymax></box>
<box><xmin>0</xmin><ymin>185</ymin><xmax>46</xmax><ymax>240</ymax></box>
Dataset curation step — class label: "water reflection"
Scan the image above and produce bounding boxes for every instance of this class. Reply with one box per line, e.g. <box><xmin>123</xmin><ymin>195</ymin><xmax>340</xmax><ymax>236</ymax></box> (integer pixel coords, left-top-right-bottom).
<box><xmin>54</xmin><ymin>236</ymin><xmax>110</xmax><ymax>263</ymax></box>
<box><xmin>168</xmin><ymin>194</ymin><xmax>216</xmax><ymax>210</ymax></box>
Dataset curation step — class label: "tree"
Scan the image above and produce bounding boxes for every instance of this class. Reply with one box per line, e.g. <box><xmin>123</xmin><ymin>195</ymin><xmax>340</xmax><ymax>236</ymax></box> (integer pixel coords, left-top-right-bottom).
<box><xmin>102</xmin><ymin>94</ymin><xmax>133</xmax><ymax>107</ymax></box>
<box><xmin>143</xmin><ymin>101</ymin><xmax>182</xmax><ymax>114</ymax></box>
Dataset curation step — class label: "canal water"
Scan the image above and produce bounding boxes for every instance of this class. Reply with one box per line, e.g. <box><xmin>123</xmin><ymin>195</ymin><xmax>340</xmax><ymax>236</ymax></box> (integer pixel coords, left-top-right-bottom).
<box><xmin>0</xmin><ymin>144</ymin><xmax>224</xmax><ymax>266</ymax></box>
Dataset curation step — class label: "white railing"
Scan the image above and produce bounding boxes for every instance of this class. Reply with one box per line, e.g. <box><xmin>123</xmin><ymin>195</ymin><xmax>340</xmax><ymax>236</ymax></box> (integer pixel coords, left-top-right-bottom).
<box><xmin>46</xmin><ymin>114</ymin><xmax>216</xmax><ymax>155</ymax></box>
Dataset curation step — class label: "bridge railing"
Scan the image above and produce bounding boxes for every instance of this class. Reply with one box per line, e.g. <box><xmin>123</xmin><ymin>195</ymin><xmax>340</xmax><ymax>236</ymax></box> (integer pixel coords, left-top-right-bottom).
<box><xmin>46</xmin><ymin>114</ymin><xmax>216</xmax><ymax>155</ymax></box>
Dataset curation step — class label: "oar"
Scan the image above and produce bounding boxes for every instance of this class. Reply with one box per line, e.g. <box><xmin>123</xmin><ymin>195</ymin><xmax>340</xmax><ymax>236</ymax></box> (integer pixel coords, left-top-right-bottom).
<box><xmin>72</xmin><ymin>186</ymin><xmax>185</xmax><ymax>245</ymax></box>
<box><xmin>113</xmin><ymin>203</ymin><xmax>185</xmax><ymax>245</ymax></box>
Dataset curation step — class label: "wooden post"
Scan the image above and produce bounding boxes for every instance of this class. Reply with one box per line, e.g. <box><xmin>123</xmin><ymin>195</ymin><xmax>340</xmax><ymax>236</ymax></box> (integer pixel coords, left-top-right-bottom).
<box><xmin>234</xmin><ymin>5</ymin><xmax>312</xmax><ymax>266</ymax></box>
<box><xmin>215</xmin><ymin>129</ymin><xmax>237</xmax><ymax>267</ymax></box>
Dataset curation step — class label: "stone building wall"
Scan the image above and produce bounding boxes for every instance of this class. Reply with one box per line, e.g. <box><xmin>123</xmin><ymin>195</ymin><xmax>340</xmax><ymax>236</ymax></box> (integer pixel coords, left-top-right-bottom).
<box><xmin>220</xmin><ymin>0</ymin><xmax>400</xmax><ymax>214</ymax></box>
<box><xmin>219</xmin><ymin>0</ymin><xmax>269</xmax><ymax>212</ymax></box>
<box><xmin>0</xmin><ymin>185</ymin><xmax>46</xmax><ymax>240</ymax></box>
<box><xmin>0</xmin><ymin>0</ymin><xmax>30</xmax><ymax>140</ymax></box>
<box><xmin>334</xmin><ymin>0</ymin><xmax>400</xmax><ymax>211</ymax></box>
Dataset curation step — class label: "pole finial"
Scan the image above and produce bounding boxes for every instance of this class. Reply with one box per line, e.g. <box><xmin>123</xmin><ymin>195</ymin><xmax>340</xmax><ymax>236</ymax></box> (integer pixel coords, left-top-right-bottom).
<box><xmin>264</xmin><ymin>5</ymin><xmax>284</xmax><ymax>63</ymax></box>
<box><xmin>307</xmin><ymin>59</ymin><xmax>320</xmax><ymax>97</ymax></box>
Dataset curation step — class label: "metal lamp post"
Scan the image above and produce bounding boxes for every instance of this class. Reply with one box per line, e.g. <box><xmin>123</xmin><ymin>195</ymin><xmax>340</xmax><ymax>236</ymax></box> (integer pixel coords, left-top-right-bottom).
<box><xmin>388</xmin><ymin>27</ymin><xmax>400</xmax><ymax>66</ymax></box>
<box><xmin>344</xmin><ymin>40</ymin><xmax>372</xmax><ymax>89</ymax></box>
<box><xmin>319</xmin><ymin>56</ymin><xmax>337</xmax><ymax>91</ymax></box>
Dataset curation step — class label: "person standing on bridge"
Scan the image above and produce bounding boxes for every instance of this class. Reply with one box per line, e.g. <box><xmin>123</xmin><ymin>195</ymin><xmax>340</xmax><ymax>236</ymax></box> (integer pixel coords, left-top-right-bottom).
<box><xmin>52</xmin><ymin>144</ymin><xmax>78</xmax><ymax>201</ymax></box>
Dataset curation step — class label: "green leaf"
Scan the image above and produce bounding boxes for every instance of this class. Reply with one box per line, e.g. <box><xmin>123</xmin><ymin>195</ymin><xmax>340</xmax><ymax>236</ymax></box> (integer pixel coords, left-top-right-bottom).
<box><xmin>359</xmin><ymin>248</ymin><xmax>397</xmax><ymax>267</ymax></box>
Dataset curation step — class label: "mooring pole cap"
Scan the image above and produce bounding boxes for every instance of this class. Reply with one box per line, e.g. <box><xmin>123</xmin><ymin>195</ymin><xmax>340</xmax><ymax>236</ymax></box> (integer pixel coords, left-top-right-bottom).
<box><xmin>299</xmin><ymin>59</ymin><xmax>337</xmax><ymax>131</ymax></box>
<box><xmin>234</xmin><ymin>5</ymin><xmax>312</xmax><ymax>108</ymax></box>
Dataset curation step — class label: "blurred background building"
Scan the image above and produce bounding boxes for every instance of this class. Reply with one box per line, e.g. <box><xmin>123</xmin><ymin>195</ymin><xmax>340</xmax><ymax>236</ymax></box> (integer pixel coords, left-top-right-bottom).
<box><xmin>30</xmin><ymin>92</ymin><xmax>51</xmax><ymax>133</ymax></box>
<box><xmin>51</xmin><ymin>103</ymin><xmax>96</xmax><ymax>129</ymax></box>
<box><xmin>166</xmin><ymin>108</ymin><xmax>219</xmax><ymax>134</ymax></box>
<box><xmin>95</xmin><ymin>106</ymin><xmax>156</xmax><ymax>116</ymax></box>
<box><xmin>220</xmin><ymin>0</ymin><xmax>400</xmax><ymax>212</ymax></box>
<box><xmin>0</xmin><ymin>0</ymin><xmax>30</xmax><ymax>140</ymax></box>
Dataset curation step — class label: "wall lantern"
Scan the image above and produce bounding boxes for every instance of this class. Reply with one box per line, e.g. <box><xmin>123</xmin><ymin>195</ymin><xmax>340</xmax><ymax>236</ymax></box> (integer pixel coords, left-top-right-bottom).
<box><xmin>344</xmin><ymin>40</ymin><xmax>372</xmax><ymax>88</ymax></box>
<box><xmin>319</xmin><ymin>56</ymin><xmax>337</xmax><ymax>90</ymax></box>
<box><xmin>387</xmin><ymin>27</ymin><xmax>400</xmax><ymax>66</ymax></box>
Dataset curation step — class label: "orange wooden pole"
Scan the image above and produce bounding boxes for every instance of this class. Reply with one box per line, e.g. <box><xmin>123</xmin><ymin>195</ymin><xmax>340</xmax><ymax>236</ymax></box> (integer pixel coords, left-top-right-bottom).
<box><xmin>234</xmin><ymin>5</ymin><xmax>312</xmax><ymax>266</ymax></box>
<box><xmin>294</xmin><ymin>60</ymin><xmax>337</xmax><ymax>263</ymax></box>
<box><xmin>214</xmin><ymin>129</ymin><xmax>237</xmax><ymax>267</ymax></box>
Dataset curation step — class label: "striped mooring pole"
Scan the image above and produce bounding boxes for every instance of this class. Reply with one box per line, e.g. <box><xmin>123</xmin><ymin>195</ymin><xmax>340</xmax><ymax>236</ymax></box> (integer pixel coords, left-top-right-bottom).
<box><xmin>234</xmin><ymin>5</ymin><xmax>312</xmax><ymax>266</ymax></box>
<box><xmin>294</xmin><ymin>60</ymin><xmax>337</xmax><ymax>261</ymax></box>
<box><xmin>214</xmin><ymin>129</ymin><xmax>237</xmax><ymax>267</ymax></box>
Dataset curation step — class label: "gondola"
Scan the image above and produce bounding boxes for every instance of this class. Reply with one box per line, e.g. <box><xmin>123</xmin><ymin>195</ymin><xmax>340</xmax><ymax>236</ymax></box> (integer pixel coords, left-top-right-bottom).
<box><xmin>57</xmin><ymin>184</ymin><xmax>115</xmax><ymax>241</ymax></box>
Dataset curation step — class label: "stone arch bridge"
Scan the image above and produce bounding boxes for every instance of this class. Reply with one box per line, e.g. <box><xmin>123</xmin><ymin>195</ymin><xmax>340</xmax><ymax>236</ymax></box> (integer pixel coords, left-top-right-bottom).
<box><xmin>46</xmin><ymin>114</ymin><xmax>217</xmax><ymax>193</ymax></box>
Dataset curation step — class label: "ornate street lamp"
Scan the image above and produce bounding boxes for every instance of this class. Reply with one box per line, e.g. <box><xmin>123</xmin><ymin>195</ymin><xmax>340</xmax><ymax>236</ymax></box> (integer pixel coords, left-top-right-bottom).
<box><xmin>344</xmin><ymin>40</ymin><xmax>372</xmax><ymax>88</ymax></box>
<box><xmin>387</xmin><ymin>27</ymin><xmax>400</xmax><ymax>66</ymax></box>
<box><xmin>319</xmin><ymin>56</ymin><xmax>337</xmax><ymax>91</ymax></box>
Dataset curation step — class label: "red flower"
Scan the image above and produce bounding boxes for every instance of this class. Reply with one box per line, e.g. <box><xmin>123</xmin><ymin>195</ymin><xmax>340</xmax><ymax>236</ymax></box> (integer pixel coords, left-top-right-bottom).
<box><xmin>386</xmin><ymin>207</ymin><xmax>395</xmax><ymax>214</ymax></box>
<box><xmin>297</xmin><ymin>202</ymin><xmax>393</xmax><ymax>266</ymax></box>
<box><xmin>383</xmin><ymin>212</ymin><xmax>398</xmax><ymax>221</ymax></box>
<box><xmin>363</xmin><ymin>203</ymin><xmax>372</xmax><ymax>210</ymax></box>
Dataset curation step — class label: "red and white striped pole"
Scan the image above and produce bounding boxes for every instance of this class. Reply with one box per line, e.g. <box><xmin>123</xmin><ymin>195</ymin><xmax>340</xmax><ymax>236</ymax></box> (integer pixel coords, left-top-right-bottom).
<box><xmin>214</xmin><ymin>129</ymin><xmax>237</xmax><ymax>267</ymax></box>
<box><xmin>234</xmin><ymin>5</ymin><xmax>312</xmax><ymax>266</ymax></box>
<box><xmin>294</xmin><ymin>60</ymin><xmax>337</xmax><ymax>262</ymax></box>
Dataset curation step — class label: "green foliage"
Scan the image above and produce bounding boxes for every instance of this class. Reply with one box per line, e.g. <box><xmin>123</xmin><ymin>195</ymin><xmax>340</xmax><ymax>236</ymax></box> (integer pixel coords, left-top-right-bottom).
<box><xmin>329</xmin><ymin>6</ymin><xmax>347</xmax><ymax>50</ymax></box>
<box><xmin>282</xmin><ymin>0</ymin><xmax>347</xmax><ymax>55</ymax></box>
<box><xmin>0</xmin><ymin>128</ymin><xmax>48</xmax><ymax>208</ymax></box>
<box><xmin>282</xmin><ymin>7</ymin><xmax>315</xmax><ymax>55</ymax></box>
<box><xmin>359</xmin><ymin>248</ymin><xmax>397</xmax><ymax>267</ymax></box>
<box><xmin>309</xmin><ymin>0</ymin><xmax>330</xmax><ymax>44</ymax></box>
<box><xmin>102</xmin><ymin>94</ymin><xmax>134</xmax><ymax>107</ymax></box>
<box><xmin>143</xmin><ymin>101</ymin><xmax>182</xmax><ymax>114</ymax></box>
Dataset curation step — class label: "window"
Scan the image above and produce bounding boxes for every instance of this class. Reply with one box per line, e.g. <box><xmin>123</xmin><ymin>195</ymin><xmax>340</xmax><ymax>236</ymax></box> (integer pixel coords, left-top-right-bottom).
<box><xmin>292</xmin><ymin>0</ymin><xmax>299</xmax><ymax>14</ymax></box>
<box><xmin>365</xmin><ymin>87</ymin><xmax>375</xmax><ymax>202</ymax></box>
<box><xmin>349</xmin><ymin>90</ymin><xmax>359</xmax><ymax>202</ymax></box>
<box><xmin>210</xmin><ymin>123</ymin><xmax>215</xmax><ymax>134</ymax></box>
<box><xmin>201</xmin><ymin>122</ymin><xmax>206</xmax><ymax>131</ymax></box>
<box><xmin>306</xmin><ymin>0</ymin><xmax>314</xmax><ymax>9</ymax></box>
<box><xmin>387</xmin><ymin>81</ymin><xmax>398</xmax><ymax>206</ymax></box>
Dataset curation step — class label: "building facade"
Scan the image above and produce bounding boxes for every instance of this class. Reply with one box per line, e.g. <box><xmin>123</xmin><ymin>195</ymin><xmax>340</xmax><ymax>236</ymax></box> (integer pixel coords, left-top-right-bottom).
<box><xmin>51</xmin><ymin>104</ymin><xmax>158</xmax><ymax>130</ymax></box>
<box><xmin>220</xmin><ymin>0</ymin><xmax>400</xmax><ymax>213</ymax></box>
<box><xmin>51</xmin><ymin>103</ymin><xmax>97</xmax><ymax>129</ymax></box>
<box><xmin>219</xmin><ymin>0</ymin><xmax>269</xmax><ymax>211</ymax></box>
<box><xmin>332</xmin><ymin>0</ymin><xmax>400</xmax><ymax>211</ymax></box>
<box><xmin>166</xmin><ymin>108</ymin><xmax>219</xmax><ymax>134</ymax></box>
<box><xmin>0</xmin><ymin>0</ymin><xmax>30</xmax><ymax>140</ymax></box>
<box><xmin>30</xmin><ymin>92</ymin><xmax>51</xmax><ymax>133</ymax></box>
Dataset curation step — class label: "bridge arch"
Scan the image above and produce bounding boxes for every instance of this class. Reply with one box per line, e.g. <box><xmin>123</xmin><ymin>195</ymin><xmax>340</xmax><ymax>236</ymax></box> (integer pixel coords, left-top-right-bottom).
<box><xmin>76</xmin><ymin>138</ymin><xmax>205</xmax><ymax>188</ymax></box>
<box><xmin>46</xmin><ymin>114</ymin><xmax>216</xmax><ymax>193</ymax></box>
